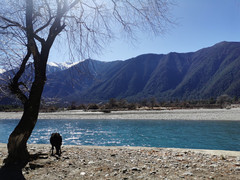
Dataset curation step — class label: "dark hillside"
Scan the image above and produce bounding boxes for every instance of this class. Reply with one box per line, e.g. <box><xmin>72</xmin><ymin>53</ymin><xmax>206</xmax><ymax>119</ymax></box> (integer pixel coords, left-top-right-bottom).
<box><xmin>2</xmin><ymin>41</ymin><xmax>238</xmax><ymax>104</ymax></box>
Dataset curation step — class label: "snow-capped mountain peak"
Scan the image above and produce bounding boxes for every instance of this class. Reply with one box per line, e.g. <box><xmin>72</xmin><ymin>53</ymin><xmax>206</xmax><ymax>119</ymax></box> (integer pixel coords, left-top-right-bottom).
<box><xmin>48</xmin><ymin>61</ymin><xmax>78</xmax><ymax>70</ymax></box>
<box><xmin>0</xmin><ymin>69</ymin><xmax>6</xmax><ymax>74</ymax></box>
<box><xmin>48</xmin><ymin>60</ymin><xmax>86</xmax><ymax>68</ymax></box>
<box><xmin>47</xmin><ymin>60</ymin><xmax>84</xmax><ymax>73</ymax></box>
<box><xmin>0</xmin><ymin>60</ymin><xmax>84</xmax><ymax>74</ymax></box>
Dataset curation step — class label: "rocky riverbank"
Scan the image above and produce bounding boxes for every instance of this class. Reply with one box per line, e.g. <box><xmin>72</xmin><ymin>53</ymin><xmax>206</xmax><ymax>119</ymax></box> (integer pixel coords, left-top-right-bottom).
<box><xmin>1</xmin><ymin>144</ymin><xmax>240</xmax><ymax>179</ymax></box>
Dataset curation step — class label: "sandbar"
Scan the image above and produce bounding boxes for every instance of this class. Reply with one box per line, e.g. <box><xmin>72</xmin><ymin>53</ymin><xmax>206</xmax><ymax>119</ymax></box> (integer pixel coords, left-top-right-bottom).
<box><xmin>0</xmin><ymin>107</ymin><xmax>240</xmax><ymax>120</ymax></box>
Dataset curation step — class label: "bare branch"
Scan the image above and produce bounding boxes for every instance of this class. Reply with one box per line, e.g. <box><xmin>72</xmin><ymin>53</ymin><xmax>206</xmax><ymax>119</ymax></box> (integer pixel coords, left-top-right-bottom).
<box><xmin>26</xmin><ymin>0</ymin><xmax>40</xmax><ymax>60</ymax></box>
<box><xmin>33</xmin><ymin>33</ymin><xmax>46</xmax><ymax>44</ymax></box>
<box><xmin>8</xmin><ymin>48</ymin><xmax>31</xmax><ymax>104</ymax></box>
<box><xmin>0</xmin><ymin>15</ymin><xmax>26</xmax><ymax>31</ymax></box>
<box><xmin>35</xmin><ymin>17</ymin><xmax>54</xmax><ymax>34</ymax></box>
<box><xmin>12</xmin><ymin>49</ymin><xmax>31</xmax><ymax>85</ymax></box>
<box><xmin>69</xmin><ymin>0</ymin><xmax>81</xmax><ymax>9</ymax></box>
<box><xmin>111</xmin><ymin>0</ymin><xmax>131</xmax><ymax>32</ymax></box>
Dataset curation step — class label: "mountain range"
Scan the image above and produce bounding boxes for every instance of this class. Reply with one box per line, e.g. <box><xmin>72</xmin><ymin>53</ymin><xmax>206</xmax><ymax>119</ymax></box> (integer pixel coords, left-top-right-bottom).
<box><xmin>42</xmin><ymin>41</ymin><xmax>240</xmax><ymax>103</ymax></box>
<box><xmin>1</xmin><ymin>41</ymin><xmax>240</xmax><ymax>104</ymax></box>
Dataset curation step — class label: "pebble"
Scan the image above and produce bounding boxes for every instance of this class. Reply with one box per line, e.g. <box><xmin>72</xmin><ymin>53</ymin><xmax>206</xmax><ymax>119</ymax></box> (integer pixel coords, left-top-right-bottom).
<box><xmin>132</xmin><ymin>167</ymin><xmax>141</xmax><ymax>171</ymax></box>
<box><xmin>80</xmin><ymin>172</ymin><xmax>86</xmax><ymax>176</ymax></box>
<box><xmin>182</xmin><ymin>171</ymin><xmax>193</xmax><ymax>176</ymax></box>
<box><xmin>150</xmin><ymin>171</ymin><xmax>157</xmax><ymax>175</ymax></box>
<box><xmin>235</xmin><ymin>163</ymin><xmax>240</xmax><ymax>166</ymax></box>
<box><xmin>88</xmin><ymin>160</ymin><xmax>94</xmax><ymax>165</ymax></box>
<box><xmin>210</xmin><ymin>164</ymin><xmax>218</xmax><ymax>168</ymax></box>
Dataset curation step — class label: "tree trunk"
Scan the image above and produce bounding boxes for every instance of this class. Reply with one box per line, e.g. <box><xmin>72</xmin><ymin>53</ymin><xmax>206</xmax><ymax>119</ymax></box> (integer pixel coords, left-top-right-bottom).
<box><xmin>4</xmin><ymin>0</ymin><xmax>58</xmax><ymax>165</ymax></box>
<box><xmin>4</xmin><ymin>78</ymin><xmax>45</xmax><ymax>165</ymax></box>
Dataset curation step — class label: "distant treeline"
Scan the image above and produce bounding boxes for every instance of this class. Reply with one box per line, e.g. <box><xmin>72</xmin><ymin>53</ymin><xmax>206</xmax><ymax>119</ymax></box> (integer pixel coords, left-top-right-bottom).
<box><xmin>41</xmin><ymin>94</ymin><xmax>239</xmax><ymax>112</ymax></box>
<box><xmin>0</xmin><ymin>104</ymin><xmax>23</xmax><ymax>112</ymax></box>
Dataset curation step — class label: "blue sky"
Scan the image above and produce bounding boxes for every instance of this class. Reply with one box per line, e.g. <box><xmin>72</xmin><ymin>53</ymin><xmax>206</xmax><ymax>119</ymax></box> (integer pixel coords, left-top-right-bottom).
<box><xmin>50</xmin><ymin>0</ymin><xmax>240</xmax><ymax>62</ymax></box>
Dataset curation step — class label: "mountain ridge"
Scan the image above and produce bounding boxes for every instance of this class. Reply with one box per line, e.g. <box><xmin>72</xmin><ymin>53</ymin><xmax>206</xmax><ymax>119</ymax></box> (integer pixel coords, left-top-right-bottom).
<box><xmin>41</xmin><ymin>41</ymin><xmax>240</xmax><ymax>103</ymax></box>
<box><xmin>1</xmin><ymin>41</ymin><xmax>240</xmax><ymax>104</ymax></box>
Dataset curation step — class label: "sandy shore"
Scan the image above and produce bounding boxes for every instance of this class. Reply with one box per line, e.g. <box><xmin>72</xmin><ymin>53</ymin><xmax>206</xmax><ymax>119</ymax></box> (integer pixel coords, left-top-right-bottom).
<box><xmin>0</xmin><ymin>107</ymin><xmax>240</xmax><ymax>120</ymax></box>
<box><xmin>1</xmin><ymin>143</ymin><xmax>240</xmax><ymax>179</ymax></box>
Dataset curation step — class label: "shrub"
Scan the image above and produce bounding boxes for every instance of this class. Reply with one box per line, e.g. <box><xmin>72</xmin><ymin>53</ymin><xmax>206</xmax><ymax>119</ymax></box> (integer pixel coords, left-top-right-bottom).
<box><xmin>87</xmin><ymin>104</ymin><xmax>99</xmax><ymax>110</ymax></box>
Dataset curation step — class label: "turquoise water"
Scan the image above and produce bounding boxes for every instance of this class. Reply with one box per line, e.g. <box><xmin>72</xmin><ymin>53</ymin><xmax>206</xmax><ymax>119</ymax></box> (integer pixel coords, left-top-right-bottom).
<box><xmin>0</xmin><ymin>119</ymin><xmax>240</xmax><ymax>151</ymax></box>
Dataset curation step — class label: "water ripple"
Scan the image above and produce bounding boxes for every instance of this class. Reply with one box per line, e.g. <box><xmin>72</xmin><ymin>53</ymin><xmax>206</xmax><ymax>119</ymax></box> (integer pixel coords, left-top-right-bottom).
<box><xmin>0</xmin><ymin>119</ymin><xmax>240</xmax><ymax>151</ymax></box>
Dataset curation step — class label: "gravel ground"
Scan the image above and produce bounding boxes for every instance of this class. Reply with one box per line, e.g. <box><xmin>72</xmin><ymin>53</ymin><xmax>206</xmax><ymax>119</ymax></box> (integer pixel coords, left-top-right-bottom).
<box><xmin>1</xmin><ymin>144</ymin><xmax>240</xmax><ymax>179</ymax></box>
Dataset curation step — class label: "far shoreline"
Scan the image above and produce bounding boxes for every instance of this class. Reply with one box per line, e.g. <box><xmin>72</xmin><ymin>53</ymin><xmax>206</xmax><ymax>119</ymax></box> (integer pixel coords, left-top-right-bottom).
<box><xmin>0</xmin><ymin>107</ymin><xmax>240</xmax><ymax>121</ymax></box>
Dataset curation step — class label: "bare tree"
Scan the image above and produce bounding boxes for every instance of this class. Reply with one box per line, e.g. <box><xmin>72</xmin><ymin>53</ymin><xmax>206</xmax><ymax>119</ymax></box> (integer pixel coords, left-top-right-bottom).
<box><xmin>0</xmin><ymin>0</ymin><xmax>173</xmax><ymax>165</ymax></box>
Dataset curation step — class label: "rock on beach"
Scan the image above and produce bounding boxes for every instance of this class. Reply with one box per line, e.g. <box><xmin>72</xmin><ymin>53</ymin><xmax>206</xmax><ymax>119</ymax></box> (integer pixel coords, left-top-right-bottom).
<box><xmin>1</xmin><ymin>144</ymin><xmax>240</xmax><ymax>179</ymax></box>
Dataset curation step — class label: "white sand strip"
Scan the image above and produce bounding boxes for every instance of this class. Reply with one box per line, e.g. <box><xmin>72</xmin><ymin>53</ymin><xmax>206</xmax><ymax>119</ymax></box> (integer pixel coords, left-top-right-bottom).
<box><xmin>0</xmin><ymin>108</ymin><xmax>240</xmax><ymax>120</ymax></box>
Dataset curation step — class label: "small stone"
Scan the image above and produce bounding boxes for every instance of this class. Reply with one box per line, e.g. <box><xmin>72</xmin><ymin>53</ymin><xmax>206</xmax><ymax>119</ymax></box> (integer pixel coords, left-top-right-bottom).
<box><xmin>30</xmin><ymin>148</ymin><xmax>36</xmax><ymax>151</ymax></box>
<box><xmin>39</xmin><ymin>155</ymin><xmax>48</xmax><ymax>159</ymax></box>
<box><xmin>150</xmin><ymin>171</ymin><xmax>157</xmax><ymax>175</ymax></box>
<box><xmin>235</xmin><ymin>163</ymin><xmax>240</xmax><ymax>166</ymax></box>
<box><xmin>122</xmin><ymin>169</ymin><xmax>127</xmax><ymax>173</ymax></box>
<box><xmin>220</xmin><ymin>155</ymin><xmax>226</xmax><ymax>160</ymax></box>
<box><xmin>235</xmin><ymin>167</ymin><xmax>240</xmax><ymax>171</ymax></box>
<box><xmin>80</xmin><ymin>172</ymin><xmax>86</xmax><ymax>176</ymax></box>
<box><xmin>104</xmin><ymin>159</ymin><xmax>112</xmax><ymax>163</ymax></box>
<box><xmin>88</xmin><ymin>161</ymin><xmax>94</xmax><ymax>165</ymax></box>
<box><xmin>63</xmin><ymin>156</ymin><xmax>70</xmax><ymax>160</ymax></box>
<box><xmin>132</xmin><ymin>167</ymin><xmax>141</xmax><ymax>171</ymax></box>
<box><xmin>114</xmin><ymin>163</ymin><xmax>120</xmax><ymax>167</ymax></box>
<box><xmin>182</xmin><ymin>171</ymin><xmax>193</xmax><ymax>176</ymax></box>
<box><xmin>173</xmin><ymin>163</ymin><xmax>179</xmax><ymax>167</ymax></box>
<box><xmin>210</xmin><ymin>164</ymin><xmax>218</xmax><ymax>168</ymax></box>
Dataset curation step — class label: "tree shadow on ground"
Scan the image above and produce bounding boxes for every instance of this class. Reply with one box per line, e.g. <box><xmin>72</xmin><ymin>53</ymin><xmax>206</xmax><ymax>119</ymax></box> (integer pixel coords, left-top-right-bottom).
<box><xmin>0</xmin><ymin>164</ymin><xmax>26</xmax><ymax>180</ymax></box>
<box><xmin>0</xmin><ymin>152</ymin><xmax>50</xmax><ymax>180</ymax></box>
